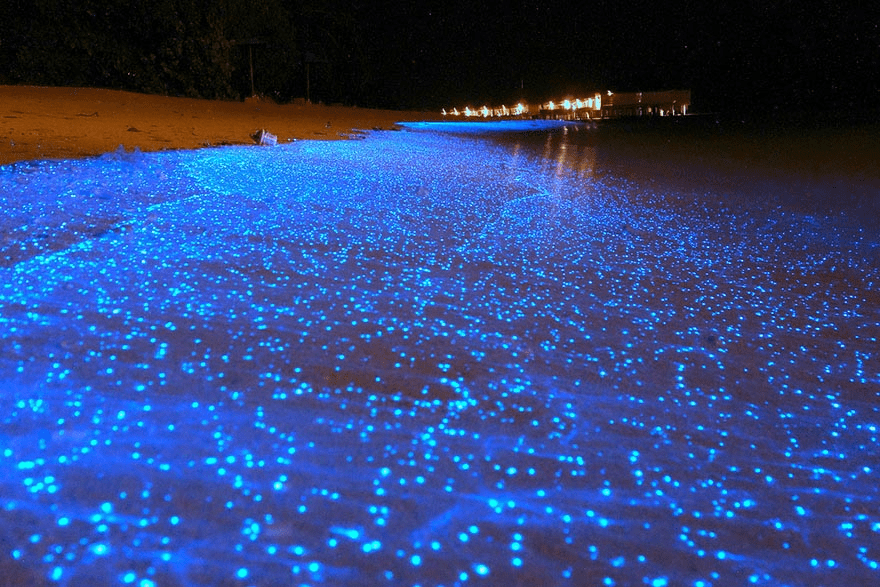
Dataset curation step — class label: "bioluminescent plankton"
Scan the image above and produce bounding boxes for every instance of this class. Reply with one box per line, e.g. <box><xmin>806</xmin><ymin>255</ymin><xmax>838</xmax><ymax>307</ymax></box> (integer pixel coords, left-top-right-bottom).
<box><xmin>1</xmin><ymin>122</ymin><xmax>877</xmax><ymax>586</ymax></box>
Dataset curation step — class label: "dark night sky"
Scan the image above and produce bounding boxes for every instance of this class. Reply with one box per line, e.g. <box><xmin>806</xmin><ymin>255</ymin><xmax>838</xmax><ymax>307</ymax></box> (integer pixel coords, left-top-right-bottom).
<box><xmin>362</xmin><ymin>0</ymin><xmax>878</xmax><ymax>115</ymax></box>
<box><xmin>1</xmin><ymin>0</ymin><xmax>877</xmax><ymax>115</ymax></box>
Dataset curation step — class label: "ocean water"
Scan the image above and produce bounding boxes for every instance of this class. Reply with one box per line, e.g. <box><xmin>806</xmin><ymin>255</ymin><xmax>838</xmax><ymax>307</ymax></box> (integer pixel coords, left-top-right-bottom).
<box><xmin>1</xmin><ymin>120</ymin><xmax>878</xmax><ymax>587</ymax></box>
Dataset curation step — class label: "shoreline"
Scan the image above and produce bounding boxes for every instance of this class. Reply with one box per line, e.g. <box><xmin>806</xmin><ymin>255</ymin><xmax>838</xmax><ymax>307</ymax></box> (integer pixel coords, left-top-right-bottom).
<box><xmin>0</xmin><ymin>85</ymin><xmax>440</xmax><ymax>166</ymax></box>
<box><xmin>3</xmin><ymin>86</ymin><xmax>876</xmax><ymax>219</ymax></box>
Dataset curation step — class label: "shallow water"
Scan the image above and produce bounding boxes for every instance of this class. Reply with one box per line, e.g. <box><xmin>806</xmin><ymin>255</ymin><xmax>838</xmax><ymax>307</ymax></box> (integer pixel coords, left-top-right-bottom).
<box><xmin>1</xmin><ymin>120</ymin><xmax>878</xmax><ymax>586</ymax></box>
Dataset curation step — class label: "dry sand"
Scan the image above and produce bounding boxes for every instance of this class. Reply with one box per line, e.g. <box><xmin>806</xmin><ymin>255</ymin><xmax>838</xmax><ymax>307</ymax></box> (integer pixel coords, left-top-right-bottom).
<box><xmin>1</xmin><ymin>85</ymin><xmax>439</xmax><ymax>166</ymax></box>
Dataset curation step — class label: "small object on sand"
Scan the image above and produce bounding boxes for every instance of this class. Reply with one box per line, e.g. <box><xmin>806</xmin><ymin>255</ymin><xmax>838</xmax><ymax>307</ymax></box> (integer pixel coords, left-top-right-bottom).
<box><xmin>252</xmin><ymin>129</ymin><xmax>277</xmax><ymax>146</ymax></box>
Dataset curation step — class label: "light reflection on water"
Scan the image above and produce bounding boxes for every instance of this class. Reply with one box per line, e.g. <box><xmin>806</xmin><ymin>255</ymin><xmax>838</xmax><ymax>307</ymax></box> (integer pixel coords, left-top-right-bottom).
<box><xmin>421</xmin><ymin>117</ymin><xmax>880</xmax><ymax>222</ymax></box>
<box><xmin>1</xmin><ymin>122</ymin><xmax>878</xmax><ymax>586</ymax></box>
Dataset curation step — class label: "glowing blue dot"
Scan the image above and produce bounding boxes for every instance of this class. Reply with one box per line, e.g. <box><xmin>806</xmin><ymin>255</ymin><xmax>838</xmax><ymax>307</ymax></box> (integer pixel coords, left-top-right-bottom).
<box><xmin>411</xmin><ymin>554</ymin><xmax>422</xmax><ymax>566</ymax></box>
<box><xmin>123</xmin><ymin>572</ymin><xmax>136</xmax><ymax>584</ymax></box>
<box><xmin>236</xmin><ymin>568</ymin><xmax>248</xmax><ymax>579</ymax></box>
<box><xmin>512</xmin><ymin>557</ymin><xmax>522</xmax><ymax>567</ymax></box>
<box><xmin>473</xmin><ymin>564</ymin><xmax>489</xmax><ymax>576</ymax></box>
<box><xmin>362</xmin><ymin>540</ymin><xmax>382</xmax><ymax>553</ymax></box>
<box><xmin>651</xmin><ymin>578</ymin><xmax>668</xmax><ymax>587</ymax></box>
<box><xmin>51</xmin><ymin>567</ymin><xmax>63</xmax><ymax>581</ymax></box>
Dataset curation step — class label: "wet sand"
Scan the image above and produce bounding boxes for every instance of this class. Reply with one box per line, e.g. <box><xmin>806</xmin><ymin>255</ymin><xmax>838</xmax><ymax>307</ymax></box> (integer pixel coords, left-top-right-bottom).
<box><xmin>1</xmin><ymin>115</ymin><xmax>879</xmax><ymax>586</ymax></box>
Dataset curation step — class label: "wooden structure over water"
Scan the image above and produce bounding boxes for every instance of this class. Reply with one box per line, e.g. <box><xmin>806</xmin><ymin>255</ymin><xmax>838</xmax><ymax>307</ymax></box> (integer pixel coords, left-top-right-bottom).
<box><xmin>444</xmin><ymin>89</ymin><xmax>691</xmax><ymax>120</ymax></box>
<box><xmin>600</xmin><ymin>90</ymin><xmax>690</xmax><ymax>118</ymax></box>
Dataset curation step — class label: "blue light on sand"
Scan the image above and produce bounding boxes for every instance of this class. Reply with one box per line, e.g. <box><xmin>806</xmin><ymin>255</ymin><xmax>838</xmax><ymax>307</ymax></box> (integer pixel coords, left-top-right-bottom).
<box><xmin>1</xmin><ymin>121</ymin><xmax>878</xmax><ymax>586</ymax></box>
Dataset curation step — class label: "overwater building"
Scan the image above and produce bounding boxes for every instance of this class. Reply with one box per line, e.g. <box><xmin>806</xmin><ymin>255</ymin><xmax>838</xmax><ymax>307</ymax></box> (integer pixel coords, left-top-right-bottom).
<box><xmin>445</xmin><ymin>89</ymin><xmax>691</xmax><ymax>120</ymax></box>
<box><xmin>600</xmin><ymin>89</ymin><xmax>690</xmax><ymax>117</ymax></box>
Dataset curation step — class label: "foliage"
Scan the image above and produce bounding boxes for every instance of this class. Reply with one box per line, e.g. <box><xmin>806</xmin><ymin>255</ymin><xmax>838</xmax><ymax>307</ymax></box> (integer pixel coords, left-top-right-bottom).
<box><xmin>0</xmin><ymin>0</ymin><xmax>367</xmax><ymax>104</ymax></box>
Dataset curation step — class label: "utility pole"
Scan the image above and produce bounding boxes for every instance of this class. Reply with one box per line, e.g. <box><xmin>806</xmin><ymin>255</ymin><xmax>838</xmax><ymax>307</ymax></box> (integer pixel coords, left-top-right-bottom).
<box><xmin>237</xmin><ymin>38</ymin><xmax>265</xmax><ymax>98</ymax></box>
<box><xmin>249</xmin><ymin>45</ymin><xmax>255</xmax><ymax>96</ymax></box>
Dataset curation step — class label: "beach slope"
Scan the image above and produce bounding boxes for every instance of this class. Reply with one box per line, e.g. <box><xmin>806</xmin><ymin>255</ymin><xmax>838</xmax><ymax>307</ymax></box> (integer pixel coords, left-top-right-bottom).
<box><xmin>1</xmin><ymin>86</ymin><xmax>436</xmax><ymax>165</ymax></box>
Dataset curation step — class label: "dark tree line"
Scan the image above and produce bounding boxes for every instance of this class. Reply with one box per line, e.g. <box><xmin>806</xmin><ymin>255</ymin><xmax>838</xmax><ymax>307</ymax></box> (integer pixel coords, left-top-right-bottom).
<box><xmin>1</xmin><ymin>1</ymin><xmax>876</xmax><ymax>114</ymax></box>
<box><xmin>0</xmin><ymin>0</ymin><xmax>370</xmax><ymax>105</ymax></box>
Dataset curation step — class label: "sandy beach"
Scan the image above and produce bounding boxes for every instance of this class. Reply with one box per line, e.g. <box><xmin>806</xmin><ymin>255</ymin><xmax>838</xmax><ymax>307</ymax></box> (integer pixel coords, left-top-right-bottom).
<box><xmin>1</xmin><ymin>100</ymin><xmax>879</xmax><ymax>585</ymax></box>
<box><xmin>1</xmin><ymin>85</ymin><xmax>439</xmax><ymax>166</ymax></box>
